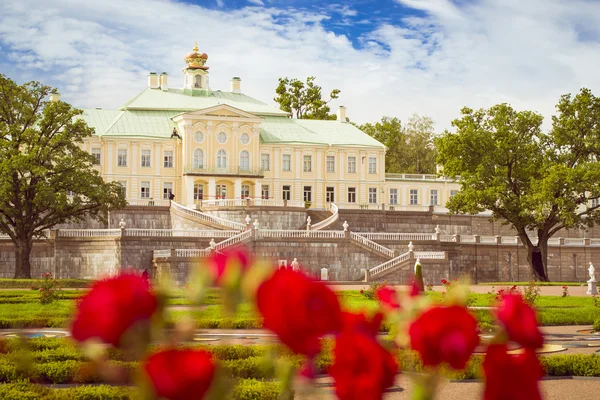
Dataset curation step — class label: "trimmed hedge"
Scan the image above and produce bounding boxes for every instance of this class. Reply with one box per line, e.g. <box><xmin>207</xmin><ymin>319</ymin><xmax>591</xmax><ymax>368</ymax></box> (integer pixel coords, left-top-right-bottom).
<box><xmin>593</xmin><ymin>319</ymin><xmax>600</xmax><ymax>332</ymax></box>
<box><xmin>0</xmin><ymin>280</ymin><xmax>90</xmax><ymax>289</ymax></box>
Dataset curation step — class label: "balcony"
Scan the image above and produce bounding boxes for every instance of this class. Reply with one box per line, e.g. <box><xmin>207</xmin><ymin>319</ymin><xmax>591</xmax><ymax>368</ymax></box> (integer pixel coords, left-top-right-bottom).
<box><xmin>184</xmin><ymin>165</ymin><xmax>264</xmax><ymax>178</ymax></box>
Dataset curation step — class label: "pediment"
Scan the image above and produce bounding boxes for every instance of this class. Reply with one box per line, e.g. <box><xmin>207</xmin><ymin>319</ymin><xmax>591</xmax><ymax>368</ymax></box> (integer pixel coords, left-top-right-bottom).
<box><xmin>174</xmin><ymin>104</ymin><xmax>263</xmax><ymax>123</ymax></box>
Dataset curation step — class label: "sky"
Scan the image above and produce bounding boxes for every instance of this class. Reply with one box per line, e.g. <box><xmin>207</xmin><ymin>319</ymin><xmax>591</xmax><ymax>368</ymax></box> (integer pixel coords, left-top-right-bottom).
<box><xmin>1</xmin><ymin>0</ymin><xmax>600</xmax><ymax>130</ymax></box>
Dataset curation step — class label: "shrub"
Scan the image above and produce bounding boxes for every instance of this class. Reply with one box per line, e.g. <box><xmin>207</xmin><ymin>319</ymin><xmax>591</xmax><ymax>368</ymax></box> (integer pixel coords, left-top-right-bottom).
<box><xmin>34</xmin><ymin>273</ymin><xmax>62</xmax><ymax>305</ymax></box>
<box><xmin>361</xmin><ymin>281</ymin><xmax>387</xmax><ymax>300</ymax></box>
<box><xmin>232</xmin><ymin>379</ymin><xmax>284</xmax><ymax>400</ymax></box>
<box><xmin>593</xmin><ymin>319</ymin><xmax>600</xmax><ymax>332</ymax></box>
<box><xmin>413</xmin><ymin>261</ymin><xmax>424</xmax><ymax>292</ymax></box>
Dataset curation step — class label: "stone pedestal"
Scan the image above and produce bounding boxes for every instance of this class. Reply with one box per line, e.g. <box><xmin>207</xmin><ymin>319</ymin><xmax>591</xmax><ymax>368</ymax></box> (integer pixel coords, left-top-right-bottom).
<box><xmin>587</xmin><ymin>280</ymin><xmax>598</xmax><ymax>295</ymax></box>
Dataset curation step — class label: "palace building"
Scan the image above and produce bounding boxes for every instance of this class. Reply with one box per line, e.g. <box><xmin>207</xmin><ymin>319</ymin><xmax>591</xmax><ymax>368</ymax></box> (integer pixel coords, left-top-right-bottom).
<box><xmin>78</xmin><ymin>44</ymin><xmax>460</xmax><ymax>210</ymax></box>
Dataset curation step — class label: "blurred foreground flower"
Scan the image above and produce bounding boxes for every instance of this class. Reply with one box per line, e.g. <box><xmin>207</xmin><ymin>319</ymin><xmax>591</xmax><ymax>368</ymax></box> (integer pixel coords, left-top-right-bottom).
<box><xmin>144</xmin><ymin>348</ymin><xmax>216</xmax><ymax>400</ymax></box>
<box><xmin>71</xmin><ymin>273</ymin><xmax>157</xmax><ymax>347</ymax></box>
<box><xmin>482</xmin><ymin>344</ymin><xmax>542</xmax><ymax>400</ymax></box>
<box><xmin>256</xmin><ymin>268</ymin><xmax>343</xmax><ymax>357</ymax></box>
<box><xmin>496</xmin><ymin>294</ymin><xmax>543</xmax><ymax>349</ymax></box>
<box><xmin>330</xmin><ymin>323</ymin><xmax>398</xmax><ymax>400</ymax></box>
<box><xmin>342</xmin><ymin>311</ymin><xmax>384</xmax><ymax>337</ymax></box>
<box><xmin>409</xmin><ymin>305</ymin><xmax>479</xmax><ymax>370</ymax></box>
<box><xmin>376</xmin><ymin>286</ymin><xmax>401</xmax><ymax>310</ymax></box>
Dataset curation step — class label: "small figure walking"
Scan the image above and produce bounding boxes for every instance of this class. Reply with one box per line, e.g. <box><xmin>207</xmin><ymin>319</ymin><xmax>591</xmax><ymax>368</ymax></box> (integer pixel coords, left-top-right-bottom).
<box><xmin>142</xmin><ymin>269</ymin><xmax>150</xmax><ymax>285</ymax></box>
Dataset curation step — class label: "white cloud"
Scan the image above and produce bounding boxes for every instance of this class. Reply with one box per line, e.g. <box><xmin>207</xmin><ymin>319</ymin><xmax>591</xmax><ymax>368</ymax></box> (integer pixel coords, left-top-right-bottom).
<box><xmin>1</xmin><ymin>0</ymin><xmax>600</xmax><ymax>132</ymax></box>
<box><xmin>216</xmin><ymin>0</ymin><xmax>224</xmax><ymax>8</ymax></box>
<box><xmin>248</xmin><ymin>0</ymin><xmax>264</xmax><ymax>6</ymax></box>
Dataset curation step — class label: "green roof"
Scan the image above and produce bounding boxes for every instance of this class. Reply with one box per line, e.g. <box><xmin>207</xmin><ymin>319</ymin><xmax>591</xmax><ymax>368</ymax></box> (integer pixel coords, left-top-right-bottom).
<box><xmin>260</xmin><ymin>117</ymin><xmax>385</xmax><ymax>148</ymax></box>
<box><xmin>80</xmin><ymin>109</ymin><xmax>178</xmax><ymax>138</ymax></box>
<box><xmin>120</xmin><ymin>88</ymin><xmax>289</xmax><ymax>116</ymax></box>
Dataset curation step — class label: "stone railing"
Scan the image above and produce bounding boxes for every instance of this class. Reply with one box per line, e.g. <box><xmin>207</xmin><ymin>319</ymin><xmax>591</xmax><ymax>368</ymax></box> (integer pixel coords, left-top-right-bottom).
<box><xmin>355</xmin><ymin>232</ymin><xmax>436</xmax><ymax>241</ymax></box>
<box><xmin>213</xmin><ymin>230</ymin><xmax>252</xmax><ymax>252</ymax></box>
<box><xmin>175</xmin><ymin>248</ymin><xmax>212</xmax><ymax>258</ymax></box>
<box><xmin>337</xmin><ymin>203</ymin><xmax>382</xmax><ymax>210</ymax></box>
<box><xmin>387</xmin><ymin>205</ymin><xmax>432</xmax><ymax>212</ymax></box>
<box><xmin>369</xmin><ymin>251</ymin><xmax>411</xmax><ymax>277</ymax></box>
<box><xmin>127</xmin><ymin>199</ymin><xmax>171</xmax><ymax>207</ymax></box>
<box><xmin>124</xmin><ymin>229</ymin><xmax>237</xmax><ymax>238</ymax></box>
<box><xmin>414</xmin><ymin>251</ymin><xmax>447</xmax><ymax>259</ymax></box>
<box><xmin>385</xmin><ymin>173</ymin><xmax>451</xmax><ymax>181</ymax></box>
<box><xmin>57</xmin><ymin>229</ymin><xmax>121</xmax><ymax>237</ymax></box>
<box><xmin>349</xmin><ymin>232</ymin><xmax>395</xmax><ymax>258</ymax></box>
<box><xmin>171</xmin><ymin>201</ymin><xmax>245</xmax><ymax>231</ymax></box>
<box><xmin>183</xmin><ymin>165</ymin><xmax>264</xmax><ymax>177</ymax></box>
<box><xmin>258</xmin><ymin>230</ymin><xmax>346</xmax><ymax>239</ymax></box>
<box><xmin>311</xmin><ymin>203</ymin><xmax>339</xmax><ymax>231</ymax></box>
<box><xmin>200</xmin><ymin>199</ymin><xmax>247</xmax><ymax>208</ymax></box>
<box><xmin>153</xmin><ymin>249</ymin><xmax>172</xmax><ymax>258</ymax></box>
<box><xmin>199</xmin><ymin>198</ymin><xmax>305</xmax><ymax>208</ymax></box>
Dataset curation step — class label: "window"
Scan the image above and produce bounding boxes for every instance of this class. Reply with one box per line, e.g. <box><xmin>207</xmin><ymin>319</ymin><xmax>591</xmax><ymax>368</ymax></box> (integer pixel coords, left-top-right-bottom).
<box><xmin>303</xmin><ymin>186</ymin><xmax>312</xmax><ymax>202</ymax></box>
<box><xmin>118</xmin><ymin>181</ymin><xmax>127</xmax><ymax>197</ymax></box>
<box><xmin>347</xmin><ymin>187</ymin><xmax>356</xmax><ymax>203</ymax></box>
<box><xmin>140</xmin><ymin>181</ymin><xmax>151</xmax><ymax>199</ymax></box>
<box><xmin>240</xmin><ymin>133</ymin><xmax>250</xmax><ymax>145</ymax></box>
<box><xmin>261</xmin><ymin>154</ymin><xmax>270</xmax><ymax>171</ymax></box>
<box><xmin>217</xmin><ymin>149</ymin><xmax>227</xmax><ymax>169</ymax></box>
<box><xmin>368</xmin><ymin>157</ymin><xmax>377</xmax><ymax>174</ymax></box>
<box><xmin>66</xmin><ymin>190</ymin><xmax>75</xmax><ymax>197</ymax></box>
<box><xmin>449</xmin><ymin>189</ymin><xmax>458</xmax><ymax>199</ymax></box>
<box><xmin>163</xmin><ymin>182</ymin><xmax>173</xmax><ymax>200</ymax></box>
<box><xmin>326</xmin><ymin>187</ymin><xmax>335</xmax><ymax>203</ymax></box>
<box><xmin>91</xmin><ymin>148</ymin><xmax>101</xmax><ymax>165</ymax></box>
<box><xmin>282</xmin><ymin>154</ymin><xmax>291</xmax><ymax>171</ymax></box>
<box><xmin>369</xmin><ymin>188</ymin><xmax>377</xmax><ymax>204</ymax></box>
<box><xmin>409</xmin><ymin>189</ymin><xmax>419</xmax><ymax>205</ymax></box>
<box><xmin>193</xmin><ymin>149</ymin><xmax>204</xmax><ymax>169</ymax></box>
<box><xmin>430</xmin><ymin>189</ymin><xmax>439</xmax><ymax>205</ymax></box>
<box><xmin>261</xmin><ymin>185</ymin><xmax>270</xmax><ymax>199</ymax></box>
<box><xmin>326</xmin><ymin>156</ymin><xmax>335</xmax><ymax>173</ymax></box>
<box><xmin>216</xmin><ymin>184</ymin><xmax>227</xmax><ymax>199</ymax></box>
<box><xmin>347</xmin><ymin>156</ymin><xmax>356</xmax><ymax>173</ymax></box>
<box><xmin>194</xmin><ymin>75</ymin><xmax>202</xmax><ymax>88</ymax></box>
<box><xmin>389</xmin><ymin>189</ymin><xmax>398</xmax><ymax>205</ymax></box>
<box><xmin>217</xmin><ymin>132</ymin><xmax>227</xmax><ymax>144</ymax></box>
<box><xmin>241</xmin><ymin>184</ymin><xmax>250</xmax><ymax>199</ymax></box>
<box><xmin>282</xmin><ymin>185</ymin><xmax>291</xmax><ymax>201</ymax></box>
<box><xmin>141</xmin><ymin>149</ymin><xmax>151</xmax><ymax>167</ymax></box>
<box><xmin>117</xmin><ymin>149</ymin><xmax>127</xmax><ymax>167</ymax></box>
<box><xmin>193</xmin><ymin>184</ymin><xmax>203</xmax><ymax>201</ymax></box>
<box><xmin>164</xmin><ymin>150</ymin><xmax>173</xmax><ymax>168</ymax></box>
<box><xmin>240</xmin><ymin>151</ymin><xmax>250</xmax><ymax>171</ymax></box>
<box><xmin>194</xmin><ymin>131</ymin><xmax>204</xmax><ymax>143</ymax></box>
<box><xmin>303</xmin><ymin>155</ymin><xmax>312</xmax><ymax>172</ymax></box>
<box><xmin>593</xmin><ymin>198</ymin><xmax>600</xmax><ymax>208</ymax></box>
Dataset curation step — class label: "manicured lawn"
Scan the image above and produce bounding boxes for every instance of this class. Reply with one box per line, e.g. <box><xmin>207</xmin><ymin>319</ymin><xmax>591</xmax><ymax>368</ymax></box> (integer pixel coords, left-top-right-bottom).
<box><xmin>484</xmin><ymin>281</ymin><xmax>583</xmax><ymax>286</ymax></box>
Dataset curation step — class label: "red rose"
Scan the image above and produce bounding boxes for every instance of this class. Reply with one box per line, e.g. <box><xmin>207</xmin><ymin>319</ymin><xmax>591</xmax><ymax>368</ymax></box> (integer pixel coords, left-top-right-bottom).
<box><xmin>330</xmin><ymin>328</ymin><xmax>397</xmax><ymax>400</ymax></box>
<box><xmin>206</xmin><ymin>247</ymin><xmax>251</xmax><ymax>284</ymax></box>
<box><xmin>496</xmin><ymin>294</ymin><xmax>543</xmax><ymax>349</ymax></box>
<box><xmin>144</xmin><ymin>349</ymin><xmax>216</xmax><ymax>400</ymax></box>
<box><xmin>441</xmin><ymin>279</ymin><xmax>449</xmax><ymax>285</ymax></box>
<box><xmin>376</xmin><ymin>286</ymin><xmax>401</xmax><ymax>310</ymax></box>
<box><xmin>342</xmin><ymin>311</ymin><xmax>383</xmax><ymax>337</ymax></box>
<box><xmin>409</xmin><ymin>306</ymin><xmax>479</xmax><ymax>370</ymax></box>
<box><xmin>483</xmin><ymin>344</ymin><xmax>542</xmax><ymax>400</ymax></box>
<box><xmin>256</xmin><ymin>268</ymin><xmax>343</xmax><ymax>357</ymax></box>
<box><xmin>71</xmin><ymin>274</ymin><xmax>157</xmax><ymax>346</ymax></box>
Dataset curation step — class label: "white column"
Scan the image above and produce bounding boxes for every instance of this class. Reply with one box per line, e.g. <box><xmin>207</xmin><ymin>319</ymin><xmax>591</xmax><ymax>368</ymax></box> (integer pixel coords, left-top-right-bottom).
<box><xmin>155</xmin><ymin>143</ymin><xmax>161</xmax><ymax>176</ymax></box>
<box><xmin>234</xmin><ymin>178</ymin><xmax>242</xmax><ymax>199</ymax></box>
<box><xmin>131</xmin><ymin>142</ymin><xmax>138</xmax><ymax>175</ymax></box>
<box><xmin>185</xmin><ymin>176</ymin><xmax>195</xmax><ymax>207</ymax></box>
<box><xmin>107</xmin><ymin>141</ymin><xmax>113</xmax><ymax>174</ymax></box>
<box><xmin>208</xmin><ymin>177</ymin><xmax>216</xmax><ymax>200</ymax></box>
<box><xmin>274</xmin><ymin>148</ymin><xmax>280</xmax><ymax>179</ymax></box>
<box><xmin>339</xmin><ymin>151</ymin><xmax>344</xmax><ymax>180</ymax></box>
<box><xmin>255</xmin><ymin>180</ymin><xmax>262</xmax><ymax>198</ymax></box>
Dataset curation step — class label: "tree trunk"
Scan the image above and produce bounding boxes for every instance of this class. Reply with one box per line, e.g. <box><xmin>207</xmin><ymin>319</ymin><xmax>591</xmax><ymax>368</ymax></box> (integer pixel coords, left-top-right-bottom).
<box><xmin>519</xmin><ymin>231</ymin><xmax>550</xmax><ymax>282</ymax></box>
<box><xmin>14</xmin><ymin>236</ymin><xmax>33</xmax><ymax>279</ymax></box>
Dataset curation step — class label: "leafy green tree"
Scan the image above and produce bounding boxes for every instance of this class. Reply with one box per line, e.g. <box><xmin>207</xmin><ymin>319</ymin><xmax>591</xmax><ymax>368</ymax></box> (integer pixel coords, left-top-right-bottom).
<box><xmin>0</xmin><ymin>74</ymin><xmax>127</xmax><ymax>278</ymax></box>
<box><xmin>436</xmin><ymin>88</ymin><xmax>600</xmax><ymax>281</ymax></box>
<box><xmin>359</xmin><ymin>115</ymin><xmax>437</xmax><ymax>174</ymax></box>
<box><xmin>274</xmin><ymin>77</ymin><xmax>340</xmax><ymax>119</ymax></box>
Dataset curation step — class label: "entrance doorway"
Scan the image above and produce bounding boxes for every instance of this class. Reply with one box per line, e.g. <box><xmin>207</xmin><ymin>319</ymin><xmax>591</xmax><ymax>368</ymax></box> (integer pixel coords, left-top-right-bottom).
<box><xmin>216</xmin><ymin>184</ymin><xmax>227</xmax><ymax>199</ymax></box>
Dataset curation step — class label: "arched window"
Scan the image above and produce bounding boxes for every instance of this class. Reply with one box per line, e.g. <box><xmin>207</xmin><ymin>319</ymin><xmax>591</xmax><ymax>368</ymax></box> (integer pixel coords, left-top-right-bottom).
<box><xmin>194</xmin><ymin>75</ymin><xmax>202</xmax><ymax>88</ymax></box>
<box><xmin>240</xmin><ymin>150</ymin><xmax>249</xmax><ymax>171</ymax></box>
<box><xmin>217</xmin><ymin>149</ymin><xmax>227</xmax><ymax>169</ymax></box>
<box><xmin>193</xmin><ymin>149</ymin><xmax>204</xmax><ymax>169</ymax></box>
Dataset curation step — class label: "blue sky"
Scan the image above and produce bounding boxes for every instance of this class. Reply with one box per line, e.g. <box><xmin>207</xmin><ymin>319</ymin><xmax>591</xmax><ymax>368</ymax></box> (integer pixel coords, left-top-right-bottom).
<box><xmin>1</xmin><ymin>0</ymin><xmax>600</xmax><ymax>129</ymax></box>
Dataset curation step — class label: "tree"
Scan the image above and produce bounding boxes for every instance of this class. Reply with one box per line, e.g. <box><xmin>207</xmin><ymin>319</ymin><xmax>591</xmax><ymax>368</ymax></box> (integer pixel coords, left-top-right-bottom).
<box><xmin>274</xmin><ymin>77</ymin><xmax>340</xmax><ymax>119</ymax></box>
<box><xmin>436</xmin><ymin>88</ymin><xmax>600</xmax><ymax>281</ymax></box>
<box><xmin>0</xmin><ymin>74</ymin><xmax>127</xmax><ymax>278</ymax></box>
<box><xmin>359</xmin><ymin>115</ymin><xmax>437</xmax><ymax>174</ymax></box>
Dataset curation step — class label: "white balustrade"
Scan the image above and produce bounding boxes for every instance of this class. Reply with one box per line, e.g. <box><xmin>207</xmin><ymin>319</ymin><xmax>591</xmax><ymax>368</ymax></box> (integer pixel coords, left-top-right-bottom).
<box><xmin>414</xmin><ymin>251</ymin><xmax>447</xmax><ymax>260</ymax></box>
<box><xmin>312</xmin><ymin>203</ymin><xmax>339</xmax><ymax>231</ymax></box>
<box><xmin>349</xmin><ymin>232</ymin><xmax>395</xmax><ymax>258</ymax></box>
<box><xmin>369</xmin><ymin>252</ymin><xmax>411</xmax><ymax>276</ymax></box>
<box><xmin>286</xmin><ymin>200</ymin><xmax>305</xmax><ymax>208</ymax></box>
<box><xmin>171</xmin><ymin>201</ymin><xmax>245</xmax><ymax>230</ymax></box>
<box><xmin>153</xmin><ymin>249</ymin><xmax>171</xmax><ymax>258</ymax></box>
<box><xmin>388</xmin><ymin>205</ymin><xmax>431</xmax><ymax>212</ymax></box>
<box><xmin>439</xmin><ymin>234</ymin><xmax>456</xmax><ymax>242</ymax></box>
<box><xmin>213</xmin><ymin>230</ymin><xmax>253</xmax><ymax>251</ymax></box>
<box><xmin>480</xmin><ymin>236</ymin><xmax>497</xmax><ymax>244</ymax></box>
<box><xmin>201</xmin><ymin>199</ymin><xmax>246</xmax><ymax>208</ymax></box>
<box><xmin>590</xmin><ymin>239</ymin><xmax>600</xmax><ymax>246</ymax></box>
<box><xmin>127</xmin><ymin>199</ymin><xmax>171</xmax><ymax>207</ymax></box>
<box><xmin>547</xmin><ymin>238</ymin><xmax>561</xmax><ymax>246</ymax></box>
<box><xmin>258</xmin><ymin>230</ymin><xmax>346</xmax><ymax>239</ymax></box>
<box><xmin>175</xmin><ymin>248</ymin><xmax>211</xmax><ymax>258</ymax></box>
<box><xmin>460</xmin><ymin>235</ymin><xmax>477</xmax><ymax>243</ymax></box>
<box><xmin>355</xmin><ymin>232</ymin><xmax>436</xmax><ymax>241</ymax></box>
<box><xmin>123</xmin><ymin>229</ymin><xmax>237</xmax><ymax>238</ymax></box>
<box><xmin>57</xmin><ymin>229</ymin><xmax>121</xmax><ymax>237</ymax></box>
<box><xmin>564</xmin><ymin>238</ymin><xmax>585</xmax><ymax>246</ymax></box>
<box><xmin>501</xmin><ymin>237</ymin><xmax>518</xmax><ymax>245</ymax></box>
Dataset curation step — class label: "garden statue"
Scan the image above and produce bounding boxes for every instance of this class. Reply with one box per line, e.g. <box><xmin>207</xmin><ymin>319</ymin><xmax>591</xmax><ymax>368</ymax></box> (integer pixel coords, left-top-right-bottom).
<box><xmin>253</xmin><ymin>219</ymin><xmax>259</xmax><ymax>230</ymax></box>
<box><xmin>342</xmin><ymin>221</ymin><xmax>349</xmax><ymax>231</ymax></box>
<box><xmin>435</xmin><ymin>225</ymin><xmax>441</xmax><ymax>234</ymax></box>
<box><xmin>119</xmin><ymin>218</ymin><xmax>126</xmax><ymax>229</ymax></box>
<box><xmin>589</xmin><ymin>262</ymin><xmax>596</xmax><ymax>282</ymax></box>
<box><xmin>245</xmin><ymin>215</ymin><xmax>251</xmax><ymax>225</ymax></box>
<box><xmin>408</xmin><ymin>241</ymin><xmax>414</xmax><ymax>252</ymax></box>
<box><xmin>587</xmin><ymin>262</ymin><xmax>598</xmax><ymax>295</ymax></box>
<box><xmin>307</xmin><ymin>216</ymin><xmax>311</xmax><ymax>225</ymax></box>
<box><xmin>291</xmin><ymin>258</ymin><xmax>299</xmax><ymax>271</ymax></box>
<box><xmin>209</xmin><ymin>238</ymin><xmax>216</xmax><ymax>249</ymax></box>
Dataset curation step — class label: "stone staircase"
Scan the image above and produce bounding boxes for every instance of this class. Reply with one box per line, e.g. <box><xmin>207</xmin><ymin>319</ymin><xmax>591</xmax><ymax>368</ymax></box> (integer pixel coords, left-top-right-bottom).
<box><xmin>299</xmin><ymin>210</ymin><xmax>334</xmax><ymax>229</ymax></box>
<box><xmin>366</xmin><ymin>250</ymin><xmax>448</xmax><ymax>282</ymax></box>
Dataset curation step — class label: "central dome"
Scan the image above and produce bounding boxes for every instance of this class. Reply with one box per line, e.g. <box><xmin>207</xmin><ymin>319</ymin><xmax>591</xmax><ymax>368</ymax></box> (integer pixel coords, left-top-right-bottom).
<box><xmin>184</xmin><ymin>43</ymin><xmax>209</xmax><ymax>70</ymax></box>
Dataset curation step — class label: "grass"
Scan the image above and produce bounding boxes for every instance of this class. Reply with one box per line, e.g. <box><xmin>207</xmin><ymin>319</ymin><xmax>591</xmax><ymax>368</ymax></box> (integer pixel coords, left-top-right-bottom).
<box><xmin>483</xmin><ymin>281</ymin><xmax>584</xmax><ymax>287</ymax></box>
<box><xmin>0</xmin><ymin>279</ymin><xmax>91</xmax><ymax>289</ymax></box>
